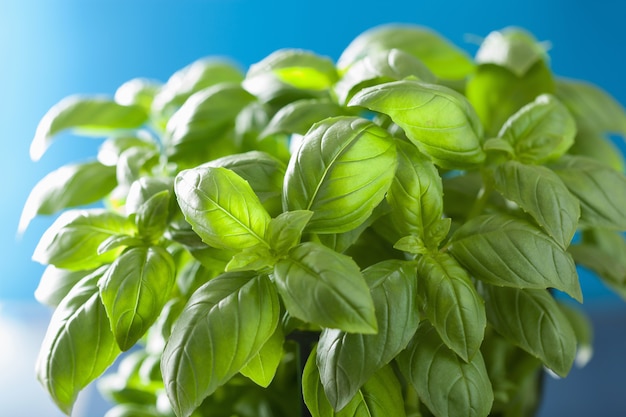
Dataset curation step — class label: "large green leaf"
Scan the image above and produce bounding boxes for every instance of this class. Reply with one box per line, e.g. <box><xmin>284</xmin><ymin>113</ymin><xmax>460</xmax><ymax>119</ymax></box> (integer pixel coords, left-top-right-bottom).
<box><xmin>335</xmin><ymin>48</ymin><xmax>437</xmax><ymax>105</ymax></box>
<box><xmin>397</xmin><ymin>322</ymin><xmax>493</xmax><ymax>417</ymax></box>
<box><xmin>98</xmin><ymin>246</ymin><xmax>176</xmax><ymax>351</ymax></box>
<box><xmin>273</xmin><ymin>242</ymin><xmax>377</xmax><ymax>333</ymax></box>
<box><xmin>482</xmin><ymin>285</ymin><xmax>577</xmax><ymax>377</ymax></box>
<box><xmin>493</xmin><ymin>160</ymin><xmax>580</xmax><ymax>248</ymax></box>
<box><xmin>30</xmin><ymin>96</ymin><xmax>148</xmax><ymax>161</ymax></box>
<box><xmin>34</xmin><ymin>266</ymin><xmax>94</xmax><ymax>307</ymax></box>
<box><xmin>337</xmin><ymin>24</ymin><xmax>474</xmax><ymax>80</ymax></box>
<box><xmin>33</xmin><ymin>209</ymin><xmax>136</xmax><ymax>270</ymax></box>
<box><xmin>496</xmin><ymin>94</ymin><xmax>576</xmax><ymax>164</ymax></box>
<box><xmin>417</xmin><ymin>253</ymin><xmax>486</xmax><ymax>362</ymax></box>
<box><xmin>19</xmin><ymin>161</ymin><xmax>117</xmax><ymax>233</ymax></box>
<box><xmin>240</xmin><ymin>325</ymin><xmax>285</xmax><ymax>388</ymax></box>
<box><xmin>161</xmin><ymin>272</ymin><xmax>280</xmax><ymax>417</ymax></box>
<box><xmin>348</xmin><ymin>80</ymin><xmax>485</xmax><ymax>168</ymax></box>
<box><xmin>260</xmin><ymin>98</ymin><xmax>346</xmax><ymax>138</ymax></box>
<box><xmin>303</xmin><ymin>347</ymin><xmax>407</xmax><ymax>417</ymax></box>
<box><xmin>448</xmin><ymin>214</ymin><xmax>582</xmax><ymax>301</ymax></box>
<box><xmin>175</xmin><ymin>166</ymin><xmax>271</xmax><ymax>250</ymax></box>
<box><xmin>283</xmin><ymin>116</ymin><xmax>397</xmax><ymax>234</ymax></box>
<box><xmin>316</xmin><ymin>260</ymin><xmax>419</xmax><ymax>410</ymax></box>
<box><xmin>36</xmin><ymin>268</ymin><xmax>121</xmax><ymax>414</ymax></box>
<box><xmin>386</xmin><ymin>139</ymin><xmax>445</xmax><ymax>251</ymax></box>
<box><xmin>552</xmin><ymin>155</ymin><xmax>626</xmax><ymax>230</ymax></box>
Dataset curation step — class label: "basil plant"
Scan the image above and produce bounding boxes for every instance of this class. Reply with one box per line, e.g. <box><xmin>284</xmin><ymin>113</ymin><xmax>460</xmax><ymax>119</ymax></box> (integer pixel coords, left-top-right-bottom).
<box><xmin>23</xmin><ymin>24</ymin><xmax>626</xmax><ymax>417</ymax></box>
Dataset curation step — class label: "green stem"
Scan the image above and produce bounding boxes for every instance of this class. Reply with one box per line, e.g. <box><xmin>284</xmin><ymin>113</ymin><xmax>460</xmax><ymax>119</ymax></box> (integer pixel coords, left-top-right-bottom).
<box><xmin>467</xmin><ymin>175</ymin><xmax>495</xmax><ymax>219</ymax></box>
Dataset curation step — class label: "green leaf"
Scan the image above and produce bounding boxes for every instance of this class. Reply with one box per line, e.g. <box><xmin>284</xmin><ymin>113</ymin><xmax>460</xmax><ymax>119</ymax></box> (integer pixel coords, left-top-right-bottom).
<box><xmin>493</xmin><ymin>161</ymin><xmax>580</xmax><ymax>248</ymax></box>
<box><xmin>125</xmin><ymin>177</ymin><xmax>174</xmax><ymax>215</ymax></box>
<box><xmin>283</xmin><ymin>116</ymin><xmax>397</xmax><ymax>234</ymax></box>
<box><xmin>273</xmin><ymin>242</ymin><xmax>377</xmax><ymax>333</ymax></box>
<box><xmin>36</xmin><ymin>268</ymin><xmax>121</xmax><ymax>414</ymax></box>
<box><xmin>115</xmin><ymin>146</ymin><xmax>160</xmax><ymax>188</ymax></box>
<box><xmin>175</xmin><ymin>166</ymin><xmax>271</xmax><ymax>250</ymax></box>
<box><xmin>31</xmin><ymin>95</ymin><xmax>148</xmax><ymax>161</ymax></box>
<box><xmin>135</xmin><ymin>190</ymin><xmax>171</xmax><ymax>241</ymax></box>
<box><xmin>552</xmin><ymin>155</ymin><xmax>626</xmax><ymax>230</ymax></box>
<box><xmin>386</xmin><ymin>140</ymin><xmax>446</xmax><ymax>250</ymax></box>
<box><xmin>497</xmin><ymin>94</ymin><xmax>576</xmax><ymax>164</ymax></box>
<box><xmin>98</xmin><ymin>246</ymin><xmax>176</xmax><ymax>351</ymax></box>
<box><xmin>161</xmin><ymin>272</ymin><xmax>280</xmax><ymax>417</ymax></box>
<box><xmin>303</xmin><ymin>346</ymin><xmax>407</xmax><ymax>417</ymax></box>
<box><xmin>19</xmin><ymin>160</ymin><xmax>117</xmax><ymax>233</ymax></box>
<box><xmin>349</xmin><ymin>80</ymin><xmax>485</xmax><ymax>168</ymax></box>
<box><xmin>417</xmin><ymin>253</ymin><xmax>486</xmax><ymax>362</ymax></box>
<box><xmin>337</xmin><ymin>24</ymin><xmax>474</xmax><ymax>80</ymax></box>
<box><xmin>335</xmin><ymin>48</ymin><xmax>437</xmax><ymax>105</ymax></box>
<box><xmin>316</xmin><ymin>260</ymin><xmax>419</xmax><ymax>410</ymax></box>
<box><xmin>567</xmin><ymin>125</ymin><xmax>626</xmax><ymax>173</ymax></box>
<box><xmin>224</xmin><ymin>244</ymin><xmax>275</xmax><ymax>272</ymax></box>
<box><xmin>397</xmin><ymin>322</ymin><xmax>493</xmax><ymax>417</ymax></box>
<box><xmin>260</xmin><ymin>98</ymin><xmax>346</xmax><ymax>138</ymax></box>
<box><xmin>267</xmin><ymin>210</ymin><xmax>314</xmax><ymax>254</ymax></box>
<box><xmin>448</xmin><ymin>214</ymin><xmax>582</xmax><ymax>301</ymax></box>
<box><xmin>558</xmin><ymin>303</ymin><xmax>593</xmax><ymax>368</ymax></box>
<box><xmin>35</xmin><ymin>266</ymin><xmax>95</xmax><ymax>307</ymax></box>
<box><xmin>482</xmin><ymin>285</ymin><xmax>577</xmax><ymax>377</ymax></box>
<box><xmin>474</xmin><ymin>28</ymin><xmax>548</xmax><ymax>77</ymax></box>
<box><xmin>33</xmin><ymin>209</ymin><xmax>136</xmax><ymax>270</ymax></box>
<box><xmin>114</xmin><ymin>78</ymin><xmax>162</xmax><ymax>112</ymax></box>
<box><xmin>97</xmin><ymin>234</ymin><xmax>144</xmax><ymax>255</ymax></box>
<box><xmin>97</xmin><ymin>133</ymin><xmax>159</xmax><ymax>166</ymax></box>
<box><xmin>240</xmin><ymin>325</ymin><xmax>285</xmax><ymax>387</ymax></box>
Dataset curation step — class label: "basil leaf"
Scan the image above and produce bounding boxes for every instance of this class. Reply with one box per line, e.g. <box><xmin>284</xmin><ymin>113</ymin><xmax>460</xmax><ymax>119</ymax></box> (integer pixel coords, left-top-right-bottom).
<box><xmin>33</xmin><ymin>209</ymin><xmax>136</xmax><ymax>270</ymax></box>
<box><xmin>497</xmin><ymin>94</ymin><xmax>576</xmax><ymax>164</ymax></box>
<box><xmin>224</xmin><ymin>244</ymin><xmax>275</xmax><ymax>272</ymax></box>
<box><xmin>335</xmin><ymin>48</ymin><xmax>437</xmax><ymax>105</ymax></box>
<box><xmin>36</xmin><ymin>268</ymin><xmax>121</xmax><ymax>414</ymax></box>
<box><xmin>552</xmin><ymin>155</ymin><xmax>626</xmax><ymax>230</ymax></box>
<box><xmin>483</xmin><ymin>285</ymin><xmax>577</xmax><ymax>377</ymax></box>
<box><xmin>337</xmin><ymin>24</ymin><xmax>474</xmax><ymax>80</ymax></box>
<box><xmin>115</xmin><ymin>146</ymin><xmax>160</xmax><ymax>188</ymax></box>
<box><xmin>125</xmin><ymin>177</ymin><xmax>174</xmax><ymax>215</ymax></box>
<box><xmin>30</xmin><ymin>96</ymin><xmax>148</xmax><ymax>161</ymax></box>
<box><xmin>397</xmin><ymin>322</ymin><xmax>493</xmax><ymax>417</ymax></box>
<box><xmin>261</xmin><ymin>98</ymin><xmax>346</xmax><ymax>138</ymax></box>
<box><xmin>448</xmin><ymin>214</ymin><xmax>582</xmax><ymax>301</ymax></box>
<box><xmin>19</xmin><ymin>160</ymin><xmax>117</xmax><ymax>233</ymax></box>
<box><xmin>135</xmin><ymin>190</ymin><xmax>171</xmax><ymax>242</ymax></box>
<box><xmin>386</xmin><ymin>140</ymin><xmax>445</xmax><ymax>251</ymax></box>
<box><xmin>267</xmin><ymin>210</ymin><xmax>314</xmax><ymax>255</ymax></box>
<box><xmin>161</xmin><ymin>272</ymin><xmax>280</xmax><ymax>417</ymax></box>
<box><xmin>97</xmin><ymin>133</ymin><xmax>159</xmax><ymax>167</ymax></box>
<box><xmin>417</xmin><ymin>253</ymin><xmax>486</xmax><ymax>362</ymax></box>
<box><xmin>99</xmin><ymin>246</ymin><xmax>176</xmax><ymax>351</ymax></box>
<box><xmin>493</xmin><ymin>160</ymin><xmax>580</xmax><ymax>248</ymax></box>
<box><xmin>97</xmin><ymin>234</ymin><xmax>145</xmax><ymax>255</ymax></box>
<box><xmin>568</xmin><ymin>125</ymin><xmax>626</xmax><ymax>172</ymax></box>
<box><xmin>34</xmin><ymin>266</ymin><xmax>94</xmax><ymax>307</ymax></box>
<box><xmin>303</xmin><ymin>346</ymin><xmax>407</xmax><ymax>417</ymax></box>
<box><xmin>273</xmin><ymin>242</ymin><xmax>377</xmax><ymax>333</ymax></box>
<box><xmin>114</xmin><ymin>78</ymin><xmax>162</xmax><ymax>112</ymax></box>
<box><xmin>348</xmin><ymin>80</ymin><xmax>485</xmax><ymax>168</ymax></box>
<box><xmin>283</xmin><ymin>116</ymin><xmax>397</xmax><ymax>234</ymax></box>
<box><xmin>559</xmin><ymin>303</ymin><xmax>593</xmax><ymax>368</ymax></box>
<box><xmin>175</xmin><ymin>166</ymin><xmax>271</xmax><ymax>250</ymax></box>
<box><xmin>240</xmin><ymin>325</ymin><xmax>284</xmax><ymax>387</ymax></box>
<box><xmin>316</xmin><ymin>260</ymin><xmax>419</xmax><ymax>410</ymax></box>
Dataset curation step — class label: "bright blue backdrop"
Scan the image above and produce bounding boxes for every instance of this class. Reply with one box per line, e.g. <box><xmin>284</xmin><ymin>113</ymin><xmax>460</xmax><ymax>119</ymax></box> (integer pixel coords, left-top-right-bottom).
<box><xmin>1</xmin><ymin>1</ymin><xmax>625</xmax><ymax>416</ymax></box>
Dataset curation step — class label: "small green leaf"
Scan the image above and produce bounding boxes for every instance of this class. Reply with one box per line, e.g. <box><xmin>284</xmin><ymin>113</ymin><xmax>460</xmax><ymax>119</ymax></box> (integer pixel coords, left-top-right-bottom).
<box><xmin>35</xmin><ymin>266</ymin><xmax>95</xmax><ymax>307</ymax></box>
<box><xmin>175</xmin><ymin>166</ymin><xmax>271</xmax><ymax>250</ymax></box>
<box><xmin>417</xmin><ymin>253</ymin><xmax>486</xmax><ymax>362</ymax></box>
<box><xmin>225</xmin><ymin>244</ymin><xmax>275</xmax><ymax>272</ymax></box>
<box><xmin>19</xmin><ymin>161</ymin><xmax>117</xmax><ymax>233</ymax></box>
<box><xmin>559</xmin><ymin>303</ymin><xmax>593</xmax><ymax>368</ymax></box>
<box><xmin>349</xmin><ymin>80</ymin><xmax>485</xmax><ymax>168</ymax></box>
<box><xmin>483</xmin><ymin>285</ymin><xmax>577</xmax><ymax>377</ymax></box>
<box><xmin>498</xmin><ymin>94</ymin><xmax>576</xmax><ymax>164</ymax></box>
<box><xmin>283</xmin><ymin>116</ymin><xmax>397</xmax><ymax>234</ymax></box>
<box><xmin>135</xmin><ymin>190</ymin><xmax>171</xmax><ymax>241</ymax></box>
<box><xmin>115</xmin><ymin>146</ymin><xmax>160</xmax><ymax>188</ymax></box>
<box><xmin>114</xmin><ymin>78</ymin><xmax>162</xmax><ymax>112</ymax></box>
<box><xmin>97</xmin><ymin>234</ymin><xmax>145</xmax><ymax>255</ymax></box>
<box><xmin>36</xmin><ymin>268</ymin><xmax>121</xmax><ymax>414</ymax></box>
<box><xmin>493</xmin><ymin>161</ymin><xmax>580</xmax><ymax>248</ymax></box>
<box><xmin>448</xmin><ymin>214</ymin><xmax>582</xmax><ymax>301</ymax></box>
<box><xmin>397</xmin><ymin>322</ymin><xmax>493</xmax><ymax>417</ymax></box>
<box><xmin>99</xmin><ymin>246</ymin><xmax>176</xmax><ymax>351</ymax></box>
<box><xmin>161</xmin><ymin>272</ymin><xmax>280</xmax><ymax>417</ymax></box>
<box><xmin>316</xmin><ymin>260</ymin><xmax>419</xmax><ymax>410</ymax></box>
<box><xmin>273</xmin><ymin>242</ymin><xmax>377</xmax><ymax>333</ymax></box>
<box><xmin>33</xmin><ymin>209</ymin><xmax>136</xmax><ymax>270</ymax></box>
<box><xmin>31</xmin><ymin>96</ymin><xmax>148</xmax><ymax>161</ymax></box>
<box><xmin>337</xmin><ymin>24</ymin><xmax>474</xmax><ymax>80</ymax></box>
<box><xmin>125</xmin><ymin>177</ymin><xmax>174</xmax><ymax>215</ymax></box>
<box><xmin>335</xmin><ymin>48</ymin><xmax>437</xmax><ymax>105</ymax></box>
<box><xmin>552</xmin><ymin>155</ymin><xmax>626</xmax><ymax>230</ymax></box>
<box><xmin>97</xmin><ymin>133</ymin><xmax>159</xmax><ymax>166</ymax></box>
<box><xmin>267</xmin><ymin>210</ymin><xmax>314</xmax><ymax>254</ymax></box>
<box><xmin>261</xmin><ymin>98</ymin><xmax>346</xmax><ymax>138</ymax></box>
<box><xmin>240</xmin><ymin>325</ymin><xmax>285</xmax><ymax>387</ymax></box>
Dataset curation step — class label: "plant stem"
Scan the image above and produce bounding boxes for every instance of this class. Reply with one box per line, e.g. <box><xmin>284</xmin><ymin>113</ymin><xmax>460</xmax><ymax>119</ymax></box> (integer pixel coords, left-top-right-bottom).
<box><xmin>467</xmin><ymin>175</ymin><xmax>495</xmax><ymax>219</ymax></box>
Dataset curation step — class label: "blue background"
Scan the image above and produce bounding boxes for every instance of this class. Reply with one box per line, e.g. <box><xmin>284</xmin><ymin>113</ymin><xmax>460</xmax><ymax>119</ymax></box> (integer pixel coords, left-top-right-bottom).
<box><xmin>1</xmin><ymin>0</ymin><xmax>625</xmax><ymax>416</ymax></box>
